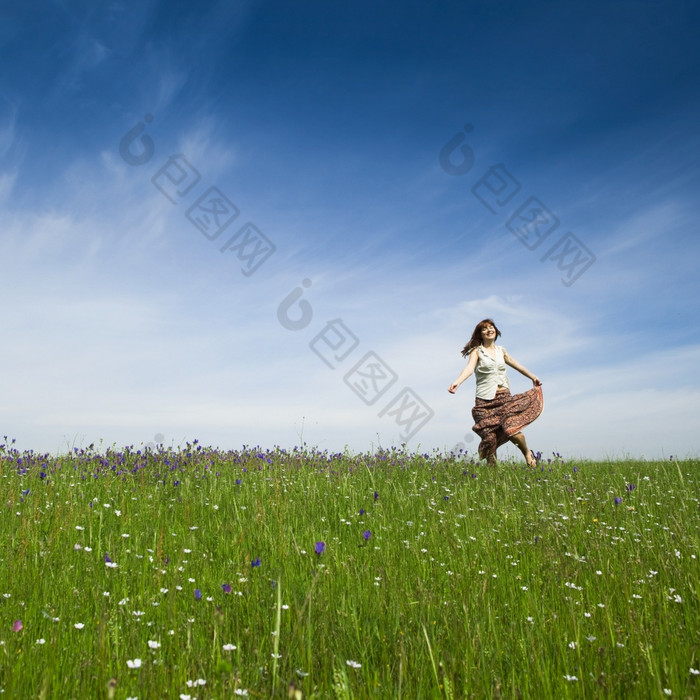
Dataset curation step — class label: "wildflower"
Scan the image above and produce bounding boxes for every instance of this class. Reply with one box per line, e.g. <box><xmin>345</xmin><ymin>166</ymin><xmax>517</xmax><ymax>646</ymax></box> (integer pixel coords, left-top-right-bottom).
<box><xmin>13</xmin><ymin>620</ymin><xmax>23</xmax><ymax>632</ymax></box>
<box><xmin>346</xmin><ymin>659</ymin><xmax>361</xmax><ymax>668</ymax></box>
<box><xmin>148</xmin><ymin>640</ymin><xmax>160</xmax><ymax>649</ymax></box>
<box><xmin>690</xmin><ymin>668</ymin><xmax>700</xmax><ymax>675</ymax></box>
<box><xmin>564</xmin><ymin>675</ymin><xmax>578</xmax><ymax>682</ymax></box>
<box><xmin>194</xmin><ymin>589</ymin><xmax>202</xmax><ymax>600</ymax></box>
<box><xmin>127</xmin><ymin>659</ymin><xmax>142</xmax><ymax>669</ymax></box>
<box><xmin>314</xmin><ymin>541</ymin><xmax>325</xmax><ymax>556</ymax></box>
<box><xmin>568</xmin><ymin>641</ymin><xmax>576</xmax><ymax>649</ymax></box>
<box><xmin>222</xmin><ymin>584</ymin><xmax>232</xmax><ymax>594</ymax></box>
<box><xmin>374</xmin><ymin>491</ymin><xmax>379</xmax><ymax>500</ymax></box>
<box><xmin>663</xmin><ymin>690</ymin><xmax>672</xmax><ymax>696</ymax></box>
<box><xmin>234</xmin><ymin>690</ymin><xmax>249</xmax><ymax>696</ymax></box>
<box><xmin>36</xmin><ymin>638</ymin><xmax>46</xmax><ymax>644</ymax></box>
<box><xmin>614</xmin><ymin>497</ymin><xmax>623</xmax><ymax>506</ymax></box>
<box><xmin>363</xmin><ymin>530</ymin><xmax>371</xmax><ymax>541</ymax></box>
<box><xmin>222</xmin><ymin>643</ymin><xmax>236</xmax><ymax>651</ymax></box>
<box><xmin>74</xmin><ymin>623</ymin><xmax>85</xmax><ymax>630</ymax></box>
<box><xmin>251</xmin><ymin>558</ymin><xmax>261</xmax><ymax>568</ymax></box>
<box><xmin>359</xmin><ymin>508</ymin><xmax>365</xmax><ymax>515</ymax></box>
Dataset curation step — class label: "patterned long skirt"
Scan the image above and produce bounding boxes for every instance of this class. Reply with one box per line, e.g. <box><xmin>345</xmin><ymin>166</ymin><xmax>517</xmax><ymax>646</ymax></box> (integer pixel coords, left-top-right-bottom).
<box><xmin>471</xmin><ymin>386</ymin><xmax>543</xmax><ymax>459</ymax></box>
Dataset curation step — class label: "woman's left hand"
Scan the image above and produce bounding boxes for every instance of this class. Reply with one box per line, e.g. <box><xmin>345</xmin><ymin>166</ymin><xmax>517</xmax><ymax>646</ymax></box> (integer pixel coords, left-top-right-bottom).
<box><xmin>532</xmin><ymin>376</ymin><xmax>542</xmax><ymax>387</ymax></box>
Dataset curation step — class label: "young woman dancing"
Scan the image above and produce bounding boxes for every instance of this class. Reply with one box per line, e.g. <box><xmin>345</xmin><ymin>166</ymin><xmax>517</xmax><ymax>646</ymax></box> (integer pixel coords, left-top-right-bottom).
<box><xmin>448</xmin><ymin>319</ymin><xmax>543</xmax><ymax>466</ymax></box>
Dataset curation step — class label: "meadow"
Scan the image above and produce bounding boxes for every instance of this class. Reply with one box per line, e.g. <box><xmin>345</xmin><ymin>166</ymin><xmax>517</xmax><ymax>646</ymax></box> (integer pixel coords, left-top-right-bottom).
<box><xmin>0</xmin><ymin>438</ymin><xmax>698</xmax><ymax>699</ymax></box>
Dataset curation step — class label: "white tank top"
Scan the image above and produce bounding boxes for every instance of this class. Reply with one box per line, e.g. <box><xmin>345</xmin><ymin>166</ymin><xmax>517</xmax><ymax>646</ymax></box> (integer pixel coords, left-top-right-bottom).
<box><xmin>474</xmin><ymin>345</ymin><xmax>510</xmax><ymax>399</ymax></box>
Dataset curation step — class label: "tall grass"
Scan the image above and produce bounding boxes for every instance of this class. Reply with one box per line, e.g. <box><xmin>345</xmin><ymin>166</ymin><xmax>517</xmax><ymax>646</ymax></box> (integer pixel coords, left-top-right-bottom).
<box><xmin>1</xmin><ymin>439</ymin><xmax>698</xmax><ymax>698</ymax></box>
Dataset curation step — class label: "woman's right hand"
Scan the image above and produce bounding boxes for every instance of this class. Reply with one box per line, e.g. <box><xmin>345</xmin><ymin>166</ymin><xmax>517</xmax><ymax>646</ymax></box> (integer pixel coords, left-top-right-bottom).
<box><xmin>448</xmin><ymin>383</ymin><xmax>459</xmax><ymax>394</ymax></box>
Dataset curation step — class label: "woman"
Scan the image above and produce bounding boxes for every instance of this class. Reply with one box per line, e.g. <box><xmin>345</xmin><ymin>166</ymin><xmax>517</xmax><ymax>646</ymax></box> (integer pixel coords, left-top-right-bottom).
<box><xmin>448</xmin><ymin>319</ymin><xmax>543</xmax><ymax>467</ymax></box>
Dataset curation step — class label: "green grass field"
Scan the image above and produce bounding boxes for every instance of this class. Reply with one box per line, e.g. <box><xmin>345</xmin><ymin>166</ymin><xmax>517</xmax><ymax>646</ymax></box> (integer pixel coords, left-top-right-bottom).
<box><xmin>1</xmin><ymin>439</ymin><xmax>698</xmax><ymax>699</ymax></box>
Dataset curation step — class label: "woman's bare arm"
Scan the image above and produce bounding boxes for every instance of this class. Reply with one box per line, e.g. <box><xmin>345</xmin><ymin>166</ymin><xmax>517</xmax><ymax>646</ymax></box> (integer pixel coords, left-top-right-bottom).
<box><xmin>448</xmin><ymin>350</ymin><xmax>479</xmax><ymax>393</ymax></box>
<box><xmin>504</xmin><ymin>351</ymin><xmax>541</xmax><ymax>386</ymax></box>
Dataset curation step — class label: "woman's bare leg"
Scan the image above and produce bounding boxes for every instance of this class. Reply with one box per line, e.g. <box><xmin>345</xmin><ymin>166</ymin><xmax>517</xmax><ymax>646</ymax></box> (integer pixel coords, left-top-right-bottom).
<box><xmin>479</xmin><ymin>448</ymin><xmax>497</xmax><ymax>466</ymax></box>
<box><xmin>509</xmin><ymin>432</ymin><xmax>536</xmax><ymax>467</ymax></box>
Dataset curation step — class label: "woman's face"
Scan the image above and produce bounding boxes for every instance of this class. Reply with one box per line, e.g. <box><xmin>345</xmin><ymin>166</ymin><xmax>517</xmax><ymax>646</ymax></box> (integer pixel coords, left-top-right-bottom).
<box><xmin>480</xmin><ymin>324</ymin><xmax>497</xmax><ymax>341</ymax></box>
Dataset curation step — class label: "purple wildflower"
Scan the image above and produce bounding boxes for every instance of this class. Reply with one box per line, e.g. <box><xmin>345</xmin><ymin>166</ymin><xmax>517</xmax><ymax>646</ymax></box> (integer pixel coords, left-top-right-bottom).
<box><xmin>614</xmin><ymin>497</ymin><xmax>623</xmax><ymax>506</ymax></box>
<box><xmin>194</xmin><ymin>588</ymin><xmax>202</xmax><ymax>600</ymax></box>
<box><xmin>359</xmin><ymin>509</ymin><xmax>365</xmax><ymax>516</ymax></box>
<box><xmin>13</xmin><ymin>620</ymin><xmax>23</xmax><ymax>632</ymax></box>
<box><xmin>251</xmin><ymin>557</ymin><xmax>261</xmax><ymax>567</ymax></box>
<box><xmin>222</xmin><ymin>583</ymin><xmax>232</xmax><ymax>594</ymax></box>
<box><xmin>104</xmin><ymin>554</ymin><xmax>112</xmax><ymax>563</ymax></box>
<box><xmin>626</xmin><ymin>483</ymin><xmax>636</xmax><ymax>492</ymax></box>
<box><xmin>314</xmin><ymin>541</ymin><xmax>325</xmax><ymax>556</ymax></box>
<box><xmin>374</xmin><ymin>491</ymin><xmax>379</xmax><ymax>500</ymax></box>
<box><xmin>363</xmin><ymin>530</ymin><xmax>371</xmax><ymax>541</ymax></box>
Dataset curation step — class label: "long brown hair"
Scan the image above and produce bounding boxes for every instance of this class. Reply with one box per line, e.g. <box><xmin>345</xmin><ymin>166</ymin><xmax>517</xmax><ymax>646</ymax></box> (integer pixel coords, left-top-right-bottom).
<box><xmin>460</xmin><ymin>318</ymin><xmax>501</xmax><ymax>357</ymax></box>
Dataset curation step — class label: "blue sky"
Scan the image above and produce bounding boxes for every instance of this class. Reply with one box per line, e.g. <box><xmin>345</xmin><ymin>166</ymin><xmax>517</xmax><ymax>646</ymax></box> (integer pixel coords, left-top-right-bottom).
<box><xmin>2</xmin><ymin>0</ymin><xmax>699</xmax><ymax>459</ymax></box>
